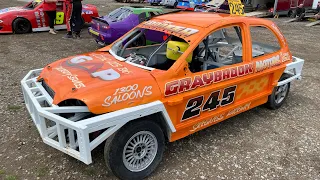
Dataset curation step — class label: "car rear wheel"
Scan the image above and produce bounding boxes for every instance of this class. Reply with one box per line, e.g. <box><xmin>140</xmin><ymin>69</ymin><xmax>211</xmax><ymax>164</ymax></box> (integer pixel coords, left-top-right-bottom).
<box><xmin>13</xmin><ymin>18</ymin><xmax>31</xmax><ymax>34</ymax></box>
<box><xmin>104</xmin><ymin>120</ymin><xmax>165</xmax><ymax>180</ymax></box>
<box><xmin>266</xmin><ymin>74</ymin><xmax>291</xmax><ymax>109</ymax></box>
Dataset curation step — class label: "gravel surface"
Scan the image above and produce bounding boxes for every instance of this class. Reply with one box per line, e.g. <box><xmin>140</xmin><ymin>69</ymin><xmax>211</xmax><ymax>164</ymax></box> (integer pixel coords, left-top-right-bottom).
<box><xmin>0</xmin><ymin>0</ymin><xmax>320</xmax><ymax>179</ymax></box>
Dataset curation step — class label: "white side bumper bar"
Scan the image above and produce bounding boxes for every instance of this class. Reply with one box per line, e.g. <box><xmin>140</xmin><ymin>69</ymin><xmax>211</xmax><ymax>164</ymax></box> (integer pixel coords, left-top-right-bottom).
<box><xmin>21</xmin><ymin>69</ymin><xmax>175</xmax><ymax>164</ymax></box>
<box><xmin>277</xmin><ymin>56</ymin><xmax>304</xmax><ymax>86</ymax></box>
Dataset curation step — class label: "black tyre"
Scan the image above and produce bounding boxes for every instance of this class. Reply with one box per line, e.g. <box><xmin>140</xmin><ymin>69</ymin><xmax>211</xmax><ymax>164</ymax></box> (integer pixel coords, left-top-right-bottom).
<box><xmin>266</xmin><ymin>74</ymin><xmax>291</xmax><ymax>110</ymax></box>
<box><xmin>104</xmin><ymin>120</ymin><xmax>165</xmax><ymax>180</ymax></box>
<box><xmin>13</xmin><ymin>18</ymin><xmax>31</xmax><ymax>34</ymax></box>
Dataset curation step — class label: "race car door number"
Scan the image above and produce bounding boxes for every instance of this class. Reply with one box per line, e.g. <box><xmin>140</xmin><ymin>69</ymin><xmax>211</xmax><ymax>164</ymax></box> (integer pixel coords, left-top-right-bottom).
<box><xmin>181</xmin><ymin>85</ymin><xmax>237</xmax><ymax>121</ymax></box>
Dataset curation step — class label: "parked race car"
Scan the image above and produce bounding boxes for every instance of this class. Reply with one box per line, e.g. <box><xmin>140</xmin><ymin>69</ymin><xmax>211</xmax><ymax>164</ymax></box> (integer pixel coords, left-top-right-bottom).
<box><xmin>88</xmin><ymin>6</ymin><xmax>163</xmax><ymax>46</ymax></box>
<box><xmin>177</xmin><ymin>0</ymin><xmax>210</xmax><ymax>11</ymax></box>
<box><xmin>194</xmin><ymin>0</ymin><xmax>230</xmax><ymax>13</ymax></box>
<box><xmin>148</xmin><ymin>0</ymin><xmax>162</xmax><ymax>5</ymax></box>
<box><xmin>21</xmin><ymin>12</ymin><xmax>304</xmax><ymax>180</ymax></box>
<box><xmin>0</xmin><ymin>0</ymin><xmax>98</xmax><ymax>34</ymax></box>
<box><xmin>160</xmin><ymin>0</ymin><xmax>178</xmax><ymax>8</ymax></box>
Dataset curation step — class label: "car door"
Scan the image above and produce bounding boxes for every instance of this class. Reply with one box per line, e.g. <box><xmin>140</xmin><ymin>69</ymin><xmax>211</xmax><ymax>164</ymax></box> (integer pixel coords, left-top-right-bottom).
<box><xmin>164</xmin><ymin>23</ymin><xmax>258</xmax><ymax>139</ymax></box>
<box><xmin>247</xmin><ymin>23</ymin><xmax>286</xmax><ymax>103</ymax></box>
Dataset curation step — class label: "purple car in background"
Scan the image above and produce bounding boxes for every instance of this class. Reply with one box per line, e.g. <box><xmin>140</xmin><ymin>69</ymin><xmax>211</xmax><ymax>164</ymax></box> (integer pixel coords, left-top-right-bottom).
<box><xmin>88</xmin><ymin>7</ymin><xmax>164</xmax><ymax>46</ymax></box>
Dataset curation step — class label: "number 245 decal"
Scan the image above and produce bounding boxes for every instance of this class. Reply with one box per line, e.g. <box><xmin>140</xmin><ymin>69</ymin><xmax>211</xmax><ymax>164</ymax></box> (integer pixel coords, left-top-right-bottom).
<box><xmin>182</xmin><ymin>86</ymin><xmax>237</xmax><ymax>121</ymax></box>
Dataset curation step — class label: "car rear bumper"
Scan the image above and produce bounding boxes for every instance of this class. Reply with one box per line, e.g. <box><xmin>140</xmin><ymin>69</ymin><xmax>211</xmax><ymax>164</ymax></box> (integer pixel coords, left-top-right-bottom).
<box><xmin>277</xmin><ymin>56</ymin><xmax>304</xmax><ymax>86</ymax></box>
<box><xmin>88</xmin><ymin>27</ymin><xmax>113</xmax><ymax>45</ymax></box>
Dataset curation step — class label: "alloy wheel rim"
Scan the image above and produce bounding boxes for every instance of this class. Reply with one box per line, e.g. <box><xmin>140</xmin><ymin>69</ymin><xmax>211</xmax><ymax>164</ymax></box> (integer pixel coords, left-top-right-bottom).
<box><xmin>275</xmin><ymin>83</ymin><xmax>288</xmax><ymax>104</ymax></box>
<box><xmin>123</xmin><ymin>131</ymin><xmax>158</xmax><ymax>172</ymax></box>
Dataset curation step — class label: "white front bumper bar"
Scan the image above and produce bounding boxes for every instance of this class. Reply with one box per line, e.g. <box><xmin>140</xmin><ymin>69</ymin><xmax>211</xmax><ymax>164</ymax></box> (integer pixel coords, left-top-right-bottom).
<box><xmin>21</xmin><ymin>69</ymin><xmax>175</xmax><ymax>164</ymax></box>
<box><xmin>277</xmin><ymin>56</ymin><xmax>304</xmax><ymax>86</ymax></box>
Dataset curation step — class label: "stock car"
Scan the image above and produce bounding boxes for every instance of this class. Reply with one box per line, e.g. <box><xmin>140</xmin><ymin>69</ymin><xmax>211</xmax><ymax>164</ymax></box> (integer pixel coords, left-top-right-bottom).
<box><xmin>194</xmin><ymin>0</ymin><xmax>229</xmax><ymax>13</ymax></box>
<box><xmin>21</xmin><ymin>12</ymin><xmax>304</xmax><ymax>180</ymax></box>
<box><xmin>148</xmin><ymin>0</ymin><xmax>162</xmax><ymax>5</ymax></box>
<box><xmin>0</xmin><ymin>0</ymin><xmax>98</xmax><ymax>34</ymax></box>
<box><xmin>88</xmin><ymin>7</ymin><xmax>163</xmax><ymax>46</ymax></box>
<box><xmin>176</xmin><ymin>0</ymin><xmax>210</xmax><ymax>11</ymax></box>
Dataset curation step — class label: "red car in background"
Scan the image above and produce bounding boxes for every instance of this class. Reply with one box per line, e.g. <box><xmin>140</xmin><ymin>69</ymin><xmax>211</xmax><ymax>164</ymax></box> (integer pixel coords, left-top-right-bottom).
<box><xmin>0</xmin><ymin>0</ymin><xmax>99</xmax><ymax>34</ymax></box>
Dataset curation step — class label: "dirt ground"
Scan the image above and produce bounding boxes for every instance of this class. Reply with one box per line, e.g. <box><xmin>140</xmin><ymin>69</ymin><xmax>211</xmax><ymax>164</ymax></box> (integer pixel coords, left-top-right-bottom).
<box><xmin>0</xmin><ymin>0</ymin><xmax>320</xmax><ymax>179</ymax></box>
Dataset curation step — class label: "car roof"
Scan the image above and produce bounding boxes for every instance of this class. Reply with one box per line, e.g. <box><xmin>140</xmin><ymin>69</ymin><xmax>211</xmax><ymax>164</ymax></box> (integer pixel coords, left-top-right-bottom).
<box><xmin>152</xmin><ymin>11</ymin><xmax>260</xmax><ymax>28</ymax></box>
<box><xmin>125</xmin><ymin>6</ymin><xmax>163</xmax><ymax>13</ymax></box>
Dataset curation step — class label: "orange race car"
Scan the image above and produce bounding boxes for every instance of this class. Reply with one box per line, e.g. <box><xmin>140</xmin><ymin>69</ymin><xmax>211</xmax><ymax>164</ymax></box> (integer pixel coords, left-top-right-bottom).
<box><xmin>21</xmin><ymin>12</ymin><xmax>304</xmax><ymax>180</ymax></box>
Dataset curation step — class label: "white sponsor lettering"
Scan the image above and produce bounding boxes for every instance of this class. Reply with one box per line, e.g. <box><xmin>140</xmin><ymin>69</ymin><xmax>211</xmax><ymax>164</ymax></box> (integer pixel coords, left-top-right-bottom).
<box><xmin>70</xmin><ymin>56</ymin><xmax>93</xmax><ymax>64</ymax></box>
<box><xmin>91</xmin><ymin>69</ymin><xmax>120</xmax><ymax>81</ymax></box>
<box><xmin>271</xmin><ymin>23</ymin><xmax>285</xmax><ymax>45</ymax></box>
<box><xmin>255</xmin><ymin>55</ymin><xmax>281</xmax><ymax>72</ymax></box>
<box><xmin>55</xmin><ymin>66</ymin><xmax>85</xmax><ymax>89</ymax></box>
<box><xmin>90</xmin><ymin>53</ymin><xmax>132</xmax><ymax>74</ymax></box>
<box><xmin>226</xmin><ymin>102</ymin><xmax>251</xmax><ymax>117</ymax></box>
<box><xmin>190</xmin><ymin>102</ymin><xmax>251</xmax><ymax>132</ymax></box>
<box><xmin>102</xmin><ymin>84</ymin><xmax>152</xmax><ymax>107</ymax></box>
<box><xmin>281</xmin><ymin>52</ymin><xmax>290</xmax><ymax>62</ymax></box>
<box><xmin>190</xmin><ymin>114</ymin><xmax>224</xmax><ymax>132</ymax></box>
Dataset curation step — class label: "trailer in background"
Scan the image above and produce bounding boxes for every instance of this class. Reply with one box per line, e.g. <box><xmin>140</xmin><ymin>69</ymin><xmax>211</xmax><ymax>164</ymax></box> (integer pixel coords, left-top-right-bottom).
<box><xmin>244</xmin><ymin>0</ymin><xmax>317</xmax><ymax>17</ymax></box>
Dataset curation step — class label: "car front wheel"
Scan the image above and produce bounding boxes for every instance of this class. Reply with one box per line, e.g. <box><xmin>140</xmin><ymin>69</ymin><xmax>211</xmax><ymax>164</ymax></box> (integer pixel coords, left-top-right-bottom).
<box><xmin>104</xmin><ymin>120</ymin><xmax>165</xmax><ymax>180</ymax></box>
<box><xmin>13</xmin><ymin>18</ymin><xmax>31</xmax><ymax>34</ymax></box>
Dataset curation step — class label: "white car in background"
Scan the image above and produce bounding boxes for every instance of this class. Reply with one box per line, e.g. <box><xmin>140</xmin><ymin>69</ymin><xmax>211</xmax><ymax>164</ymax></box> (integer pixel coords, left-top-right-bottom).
<box><xmin>160</xmin><ymin>0</ymin><xmax>178</xmax><ymax>8</ymax></box>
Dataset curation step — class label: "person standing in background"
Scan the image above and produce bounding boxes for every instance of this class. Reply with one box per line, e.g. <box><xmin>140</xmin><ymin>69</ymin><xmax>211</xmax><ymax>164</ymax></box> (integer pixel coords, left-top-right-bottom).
<box><xmin>72</xmin><ymin>0</ymin><xmax>83</xmax><ymax>38</ymax></box>
<box><xmin>63</xmin><ymin>0</ymin><xmax>73</xmax><ymax>38</ymax></box>
<box><xmin>295</xmin><ymin>4</ymin><xmax>306</xmax><ymax>21</ymax></box>
<box><xmin>43</xmin><ymin>0</ymin><xmax>57</xmax><ymax>35</ymax></box>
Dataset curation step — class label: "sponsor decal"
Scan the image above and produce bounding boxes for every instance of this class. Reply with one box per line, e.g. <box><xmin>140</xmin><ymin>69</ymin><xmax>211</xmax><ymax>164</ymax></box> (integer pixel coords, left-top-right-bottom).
<box><xmin>255</xmin><ymin>55</ymin><xmax>281</xmax><ymax>72</ymax></box>
<box><xmin>165</xmin><ymin>63</ymin><xmax>253</xmax><ymax>96</ymax></box>
<box><xmin>34</xmin><ymin>11</ymin><xmax>41</xmax><ymax>27</ymax></box>
<box><xmin>102</xmin><ymin>84</ymin><xmax>152</xmax><ymax>107</ymax></box>
<box><xmin>82</xmin><ymin>10</ymin><xmax>93</xmax><ymax>15</ymax></box>
<box><xmin>142</xmin><ymin>20</ymin><xmax>199</xmax><ymax>37</ymax></box>
<box><xmin>271</xmin><ymin>23</ymin><xmax>285</xmax><ymax>45</ymax></box>
<box><xmin>63</xmin><ymin>56</ymin><xmax>121</xmax><ymax>81</ymax></box>
<box><xmin>90</xmin><ymin>53</ymin><xmax>132</xmax><ymax>74</ymax></box>
<box><xmin>54</xmin><ymin>66</ymin><xmax>85</xmax><ymax>89</ymax></box>
<box><xmin>0</xmin><ymin>7</ymin><xmax>21</xmax><ymax>15</ymax></box>
<box><xmin>190</xmin><ymin>114</ymin><xmax>224</xmax><ymax>132</ymax></box>
<box><xmin>226</xmin><ymin>102</ymin><xmax>251</xmax><ymax>117</ymax></box>
<box><xmin>190</xmin><ymin>102</ymin><xmax>251</xmax><ymax>132</ymax></box>
<box><xmin>281</xmin><ymin>52</ymin><xmax>290</xmax><ymax>63</ymax></box>
<box><xmin>40</xmin><ymin>10</ymin><xmax>46</xmax><ymax>27</ymax></box>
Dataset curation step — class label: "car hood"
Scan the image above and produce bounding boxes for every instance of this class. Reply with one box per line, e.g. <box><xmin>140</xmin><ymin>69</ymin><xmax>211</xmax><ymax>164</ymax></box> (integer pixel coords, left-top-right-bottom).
<box><xmin>0</xmin><ymin>7</ymin><xmax>24</xmax><ymax>16</ymax></box>
<box><xmin>39</xmin><ymin>51</ymin><xmax>162</xmax><ymax>114</ymax></box>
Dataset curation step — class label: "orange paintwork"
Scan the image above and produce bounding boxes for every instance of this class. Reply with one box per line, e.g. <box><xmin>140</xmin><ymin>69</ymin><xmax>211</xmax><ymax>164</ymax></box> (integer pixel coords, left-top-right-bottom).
<box><xmin>39</xmin><ymin>12</ymin><xmax>292</xmax><ymax>142</ymax></box>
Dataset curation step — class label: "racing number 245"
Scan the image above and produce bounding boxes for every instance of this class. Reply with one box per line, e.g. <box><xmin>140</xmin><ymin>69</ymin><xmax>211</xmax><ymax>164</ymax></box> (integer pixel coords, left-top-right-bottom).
<box><xmin>182</xmin><ymin>86</ymin><xmax>237</xmax><ymax>121</ymax></box>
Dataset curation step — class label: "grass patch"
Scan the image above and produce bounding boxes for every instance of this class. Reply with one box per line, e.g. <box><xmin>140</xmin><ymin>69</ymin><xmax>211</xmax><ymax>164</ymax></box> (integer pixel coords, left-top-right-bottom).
<box><xmin>0</xmin><ymin>170</ymin><xmax>5</xmax><ymax>175</ymax></box>
<box><xmin>5</xmin><ymin>175</ymin><xmax>17</xmax><ymax>180</ymax></box>
<box><xmin>7</xmin><ymin>105</ymin><xmax>21</xmax><ymax>111</ymax></box>
<box><xmin>35</xmin><ymin>167</ymin><xmax>49</xmax><ymax>177</ymax></box>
